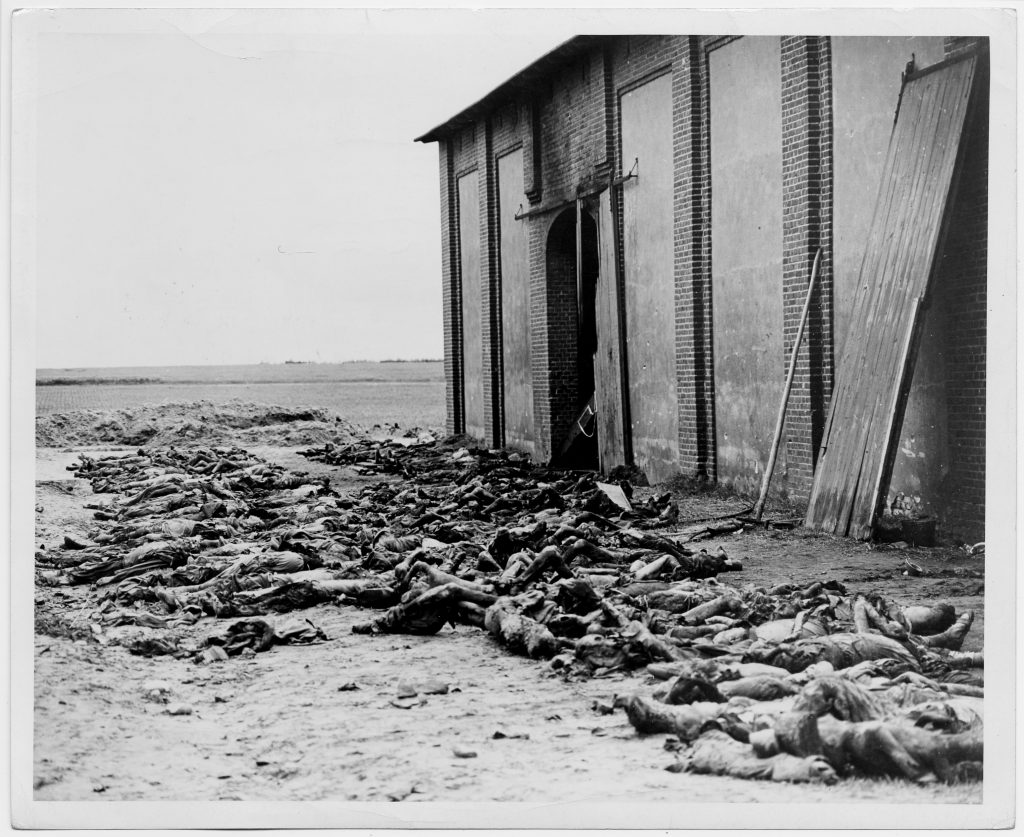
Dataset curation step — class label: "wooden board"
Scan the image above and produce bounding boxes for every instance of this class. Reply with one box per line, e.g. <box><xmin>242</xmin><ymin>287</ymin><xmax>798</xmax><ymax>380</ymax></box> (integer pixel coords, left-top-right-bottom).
<box><xmin>805</xmin><ymin>54</ymin><xmax>978</xmax><ymax>539</ymax></box>
<box><xmin>594</xmin><ymin>188</ymin><xmax>627</xmax><ymax>471</ymax></box>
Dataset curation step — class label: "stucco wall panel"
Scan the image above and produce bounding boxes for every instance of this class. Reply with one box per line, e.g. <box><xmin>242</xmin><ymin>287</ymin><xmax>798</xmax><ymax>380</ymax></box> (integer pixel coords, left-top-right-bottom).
<box><xmin>832</xmin><ymin>36</ymin><xmax>945</xmax><ymax>356</ymax></box>
<box><xmin>621</xmin><ymin>72</ymin><xmax>679</xmax><ymax>484</ymax></box>
<box><xmin>710</xmin><ymin>36</ymin><xmax>785</xmax><ymax>495</ymax></box>
<box><xmin>889</xmin><ymin>294</ymin><xmax>950</xmax><ymax>519</ymax></box>
<box><xmin>497</xmin><ymin>149</ymin><xmax>534</xmax><ymax>453</ymax></box>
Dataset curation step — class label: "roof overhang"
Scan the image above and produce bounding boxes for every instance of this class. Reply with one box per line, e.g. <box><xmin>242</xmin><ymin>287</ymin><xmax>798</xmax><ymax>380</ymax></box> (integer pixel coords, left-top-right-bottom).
<box><xmin>414</xmin><ymin>35</ymin><xmax>613</xmax><ymax>143</ymax></box>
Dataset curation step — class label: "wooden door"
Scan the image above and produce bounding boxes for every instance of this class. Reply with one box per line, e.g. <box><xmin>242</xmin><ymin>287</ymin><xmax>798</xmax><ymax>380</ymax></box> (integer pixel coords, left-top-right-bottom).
<box><xmin>805</xmin><ymin>55</ymin><xmax>978</xmax><ymax>538</ymax></box>
<box><xmin>594</xmin><ymin>188</ymin><xmax>626</xmax><ymax>470</ymax></box>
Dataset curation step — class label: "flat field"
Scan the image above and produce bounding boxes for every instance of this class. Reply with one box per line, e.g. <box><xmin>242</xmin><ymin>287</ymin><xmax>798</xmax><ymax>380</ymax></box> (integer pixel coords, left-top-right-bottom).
<box><xmin>35</xmin><ymin>362</ymin><xmax>445</xmax><ymax>428</ymax></box>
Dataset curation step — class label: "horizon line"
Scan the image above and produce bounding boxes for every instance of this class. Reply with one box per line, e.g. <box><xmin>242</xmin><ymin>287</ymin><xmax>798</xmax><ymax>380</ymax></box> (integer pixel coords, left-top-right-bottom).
<box><xmin>36</xmin><ymin>358</ymin><xmax>444</xmax><ymax>372</ymax></box>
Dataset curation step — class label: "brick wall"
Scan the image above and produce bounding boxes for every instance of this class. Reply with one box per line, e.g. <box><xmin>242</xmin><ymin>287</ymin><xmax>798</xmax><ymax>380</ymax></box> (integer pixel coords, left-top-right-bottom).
<box><xmin>527</xmin><ymin>212</ymin><xmax>552</xmax><ymax>458</ymax></box>
<box><xmin>478</xmin><ymin>119</ymin><xmax>501</xmax><ymax>447</ymax></box>
<box><xmin>441</xmin><ymin>36</ymin><xmax>711</xmax><ymax>467</ymax></box>
<box><xmin>683</xmin><ymin>37</ymin><xmax>725</xmax><ymax>480</ymax></box>
<box><xmin>601</xmin><ymin>36</ymin><xmax>713</xmax><ymax>477</ymax></box>
<box><xmin>780</xmin><ymin>36</ymin><xmax>834</xmax><ymax>502</ymax></box>
<box><xmin>490</xmin><ymin>102</ymin><xmax>527</xmax><ymax>164</ymax></box>
<box><xmin>943</xmin><ymin>36</ymin><xmax>984</xmax><ymax>59</ymax></box>
<box><xmin>936</xmin><ymin>40</ymin><xmax>988</xmax><ymax>540</ymax></box>
<box><xmin>544</xmin><ymin>210</ymin><xmax>583</xmax><ymax>454</ymax></box>
<box><xmin>537</xmin><ymin>52</ymin><xmax>607</xmax><ymax>206</ymax></box>
<box><xmin>430</xmin><ymin>34</ymin><xmax>986</xmax><ymax>537</ymax></box>
<box><xmin>529</xmin><ymin>51</ymin><xmax>607</xmax><ymax>459</ymax></box>
<box><xmin>446</xmin><ymin>114</ymin><xmax>529</xmax><ymax>446</ymax></box>
<box><xmin>447</xmin><ymin>125</ymin><xmax>481</xmax><ymax>437</ymax></box>
<box><xmin>606</xmin><ymin>37</ymin><xmax>718</xmax><ymax>479</ymax></box>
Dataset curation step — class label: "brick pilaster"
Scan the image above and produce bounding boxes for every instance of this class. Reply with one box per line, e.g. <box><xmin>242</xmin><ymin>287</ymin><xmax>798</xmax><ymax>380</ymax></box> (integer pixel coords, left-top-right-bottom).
<box><xmin>943</xmin><ymin>36</ymin><xmax>985</xmax><ymax>59</ymax></box>
<box><xmin>780</xmin><ymin>35</ymin><xmax>834</xmax><ymax>502</ymax></box>
<box><xmin>673</xmin><ymin>37</ymin><xmax>716</xmax><ymax>480</ymax></box>
<box><xmin>438</xmin><ymin>140</ymin><xmax>462</xmax><ymax>436</ymax></box>
<box><xmin>524</xmin><ymin>102</ymin><xmax>543</xmax><ymax>205</ymax></box>
<box><xmin>528</xmin><ymin>212</ymin><xmax>553</xmax><ymax>460</ymax></box>
<box><xmin>478</xmin><ymin>118</ymin><xmax>503</xmax><ymax>448</ymax></box>
<box><xmin>938</xmin><ymin>40</ymin><xmax>988</xmax><ymax>540</ymax></box>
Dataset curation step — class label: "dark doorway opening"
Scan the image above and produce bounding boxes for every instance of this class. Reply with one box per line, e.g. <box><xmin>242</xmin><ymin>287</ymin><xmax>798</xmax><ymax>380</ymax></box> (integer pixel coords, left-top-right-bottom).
<box><xmin>546</xmin><ymin>206</ymin><xmax>599</xmax><ymax>469</ymax></box>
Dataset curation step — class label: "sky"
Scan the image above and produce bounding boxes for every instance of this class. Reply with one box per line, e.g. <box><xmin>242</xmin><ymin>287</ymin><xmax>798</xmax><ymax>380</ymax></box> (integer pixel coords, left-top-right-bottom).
<box><xmin>22</xmin><ymin>9</ymin><xmax>567</xmax><ymax>368</ymax></box>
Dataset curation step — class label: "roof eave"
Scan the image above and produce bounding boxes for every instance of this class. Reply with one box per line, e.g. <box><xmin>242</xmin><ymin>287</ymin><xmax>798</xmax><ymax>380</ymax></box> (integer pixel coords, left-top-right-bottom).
<box><xmin>414</xmin><ymin>35</ymin><xmax>610</xmax><ymax>144</ymax></box>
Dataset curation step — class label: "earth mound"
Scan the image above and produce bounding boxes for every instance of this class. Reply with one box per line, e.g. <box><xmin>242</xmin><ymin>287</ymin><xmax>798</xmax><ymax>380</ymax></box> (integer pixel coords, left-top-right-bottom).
<box><xmin>36</xmin><ymin>401</ymin><xmax>367</xmax><ymax>448</ymax></box>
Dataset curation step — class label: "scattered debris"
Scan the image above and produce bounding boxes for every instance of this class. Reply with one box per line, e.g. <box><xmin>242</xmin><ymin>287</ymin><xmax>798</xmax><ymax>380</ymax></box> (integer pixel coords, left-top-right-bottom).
<box><xmin>875</xmin><ymin>515</ymin><xmax>937</xmax><ymax>547</ymax></box>
<box><xmin>385</xmin><ymin>783</ymin><xmax>417</xmax><ymax>802</ymax></box>
<box><xmin>37</xmin><ymin>435</ymin><xmax>982</xmax><ymax>787</ymax></box>
<box><xmin>164</xmin><ymin>703</ymin><xmax>193</xmax><ymax>716</ymax></box>
<box><xmin>595</xmin><ymin>482</ymin><xmax>633</xmax><ymax>513</ymax></box>
<box><xmin>201</xmin><ymin>646</ymin><xmax>229</xmax><ymax>663</ymax></box>
<box><xmin>141</xmin><ymin>680</ymin><xmax>173</xmax><ymax>703</ymax></box>
<box><xmin>492</xmin><ymin>730</ymin><xmax>530</xmax><ymax>740</ymax></box>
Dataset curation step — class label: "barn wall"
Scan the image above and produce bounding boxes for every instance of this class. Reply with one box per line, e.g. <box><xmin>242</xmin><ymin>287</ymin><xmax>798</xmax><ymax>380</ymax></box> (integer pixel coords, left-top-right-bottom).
<box><xmin>500</xmin><ymin>36</ymin><xmax>701</xmax><ymax>475</ymax></box>
<box><xmin>526</xmin><ymin>56</ymin><xmax>605</xmax><ymax>458</ymax></box>
<box><xmin>609</xmin><ymin>37</ymin><xmax>713</xmax><ymax>481</ymax></box>
<box><xmin>429</xmin><ymin>34</ymin><xmax>986</xmax><ymax>538</ymax></box>
<box><xmin>526</xmin><ymin>36</ymin><xmax>696</xmax><ymax>469</ymax></box>
<box><xmin>445</xmin><ymin>124</ymin><xmax>483</xmax><ymax>438</ymax></box>
<box><xmin>709</xmin><ymin>36</ymin><xmax>786</xmax><ymax>496</ymax></box>
<box><xmin>537</xmin><ymin>52</ymin><xmax>608</xmax><ymax>208</ymax></box>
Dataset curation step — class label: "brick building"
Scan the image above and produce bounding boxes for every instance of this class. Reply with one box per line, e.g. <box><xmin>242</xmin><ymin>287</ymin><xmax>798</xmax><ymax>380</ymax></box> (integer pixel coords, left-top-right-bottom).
<box><xmin>416</xmin><ymin>35</ymin><xmax>987</xmax><ymax>541</ymax></box>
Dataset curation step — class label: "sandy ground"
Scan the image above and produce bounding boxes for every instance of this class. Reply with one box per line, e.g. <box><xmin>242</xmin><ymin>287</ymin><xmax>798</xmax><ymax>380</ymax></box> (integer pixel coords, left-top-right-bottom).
<box><xmin>32</xmin><ymin>444</ymin><xmax>984</xmax><ymax>804</ymax></box>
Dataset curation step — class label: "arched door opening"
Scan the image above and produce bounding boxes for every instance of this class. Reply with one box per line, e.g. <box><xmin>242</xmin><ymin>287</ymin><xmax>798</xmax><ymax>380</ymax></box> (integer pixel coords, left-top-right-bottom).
<box><xmin>546</xmin><ymin>206</ymin><xmax>599</xmax><ymax>469</ymax></box>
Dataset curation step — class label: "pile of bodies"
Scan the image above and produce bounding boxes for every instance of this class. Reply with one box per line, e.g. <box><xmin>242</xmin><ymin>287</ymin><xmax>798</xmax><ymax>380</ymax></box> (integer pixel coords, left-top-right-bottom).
<box><xmin>37</xmin><ymin>435</ymin><xmax>982</xmax><ymax>785</ymax></box>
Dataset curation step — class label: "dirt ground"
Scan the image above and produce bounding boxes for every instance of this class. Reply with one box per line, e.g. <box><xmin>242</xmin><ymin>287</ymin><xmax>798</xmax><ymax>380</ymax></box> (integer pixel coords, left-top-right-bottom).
<box><xmin>32</xmin><ymin>427</ymin><xmax>984</xmax><ymax>804</ymax></box>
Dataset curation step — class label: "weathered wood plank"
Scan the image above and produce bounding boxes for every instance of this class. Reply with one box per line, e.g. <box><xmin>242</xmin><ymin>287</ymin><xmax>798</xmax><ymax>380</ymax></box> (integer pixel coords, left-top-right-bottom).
<box><xmin>806</xmin><ymin>55</ymin><xmax>978</xmax><ymax>538</ymax></box>
<box><xmin>594</xmin><ymin>188</ymin><xmax>626</xmax><ymax>470</ymax></box>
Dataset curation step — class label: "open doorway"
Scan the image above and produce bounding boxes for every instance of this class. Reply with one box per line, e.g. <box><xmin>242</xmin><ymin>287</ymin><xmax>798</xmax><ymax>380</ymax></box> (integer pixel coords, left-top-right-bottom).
<box><xmin>546</xmin><ymin>206</ymin><xmax>599</xmax><ymax>469</ymax></box>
